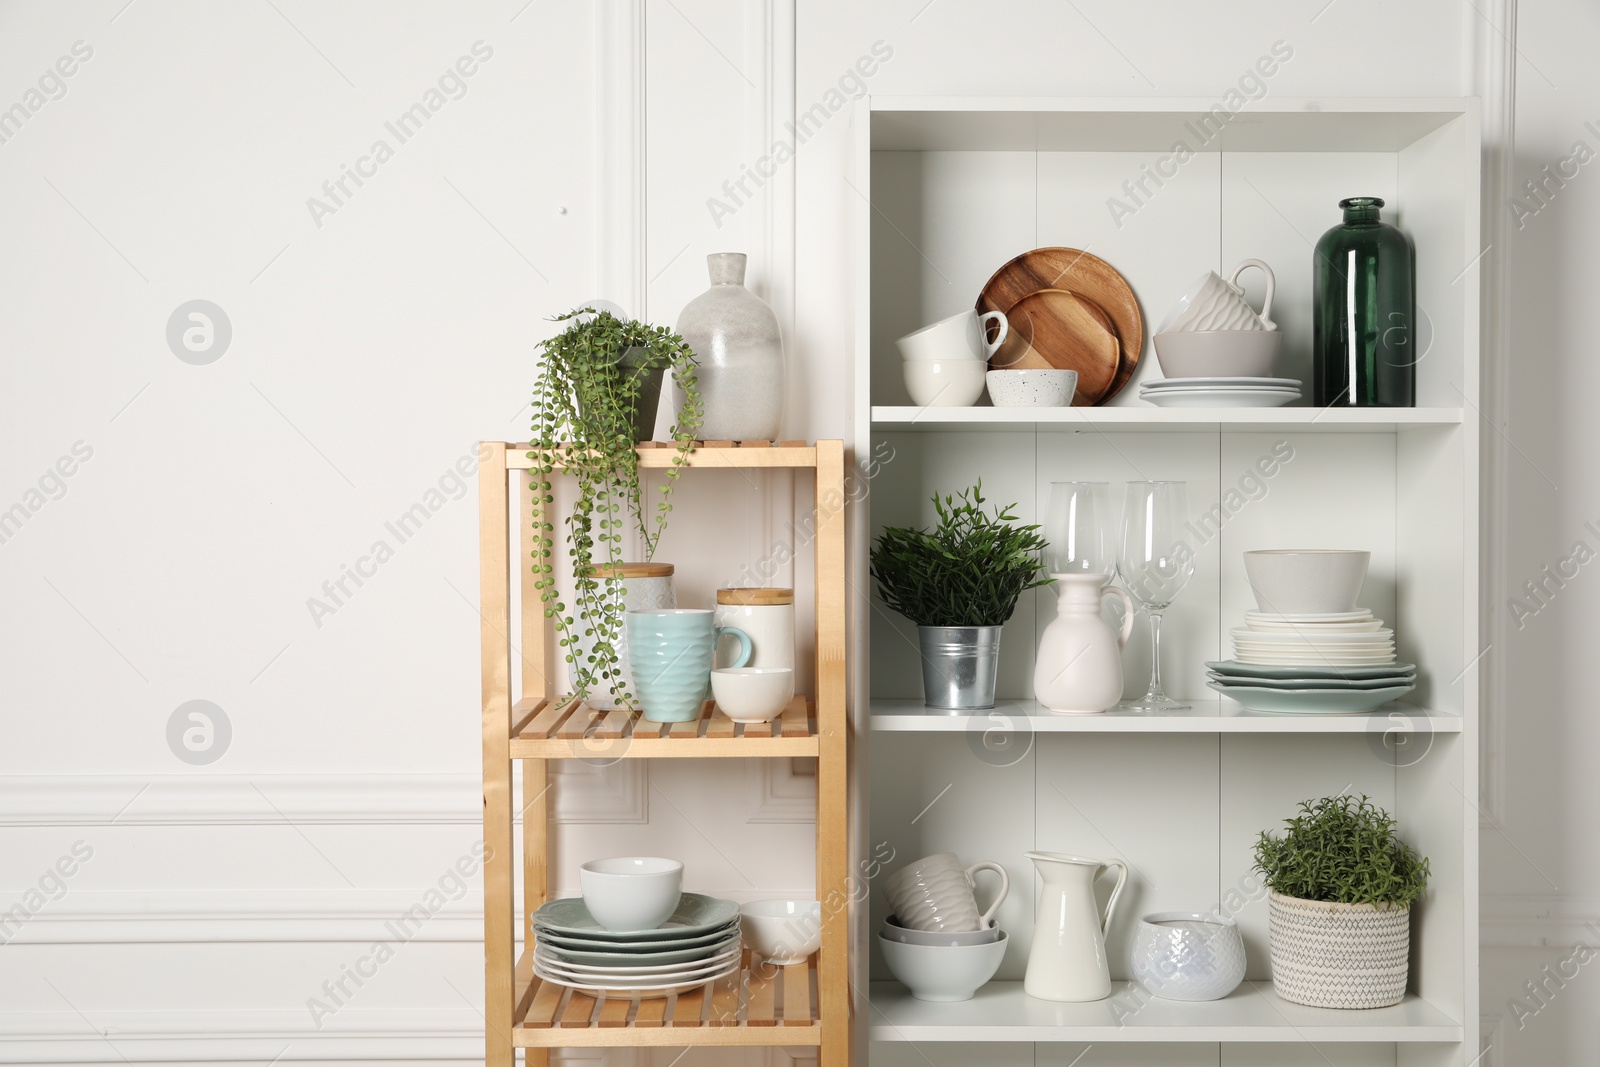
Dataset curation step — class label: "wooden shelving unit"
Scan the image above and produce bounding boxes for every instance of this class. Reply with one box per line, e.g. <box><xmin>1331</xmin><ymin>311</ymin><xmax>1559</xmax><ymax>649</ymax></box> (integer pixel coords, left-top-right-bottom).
<box><xmin>478</xmin><ymin>439</ymin><xmax>849</xmax><ymax>1066</ymax></box>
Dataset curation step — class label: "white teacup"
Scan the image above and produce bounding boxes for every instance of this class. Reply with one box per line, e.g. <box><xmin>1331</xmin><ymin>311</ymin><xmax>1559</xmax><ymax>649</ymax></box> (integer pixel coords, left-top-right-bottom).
<box><xmin>883</xmin><ymin>852</ymin><xmax>1010</xmax><ymax>933</ymax></box>
<box><xmin>896</xmin><ymin>309</ymin><xmax>1008</xmax><ymax>362</ymax></box>
<box><xmin>710</xmin><ymin>667</ymin><xmax>794</xmax><ymax>723</ymax></box>
<box><xmin>1160</xmin><ymin>259</ymin><xmax>1276</xmax><ymax>333</ymax></box>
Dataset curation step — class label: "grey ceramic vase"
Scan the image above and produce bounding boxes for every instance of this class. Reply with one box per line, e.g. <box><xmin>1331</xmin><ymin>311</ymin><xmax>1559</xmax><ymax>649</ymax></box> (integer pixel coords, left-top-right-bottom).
<box><xmin>675</xmin><ymin>253</ymin><xmax>785</xmax><ymax>441</ymax></box>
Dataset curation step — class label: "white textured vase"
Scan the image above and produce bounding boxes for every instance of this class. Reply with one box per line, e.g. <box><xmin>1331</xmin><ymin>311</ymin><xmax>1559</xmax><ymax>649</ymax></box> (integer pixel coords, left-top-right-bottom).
<box><xmin>572</xmin><ymin>563</ymin><xmax>676</xmax><ymax>710</ymax></box>
<box><xmin>675</xmin><ymin>253</ymin><xmax>785</xmax><ymax>441</ymax></box>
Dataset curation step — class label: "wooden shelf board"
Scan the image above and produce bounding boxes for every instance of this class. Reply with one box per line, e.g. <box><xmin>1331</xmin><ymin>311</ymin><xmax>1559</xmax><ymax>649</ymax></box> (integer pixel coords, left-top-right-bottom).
<box><xmin>866</xmin><ymin>980</ymin><xmax>1463</xmax><ymax>1043</ymax></box>
<box><xmin>505</xmin><ymin>441</ymin><xmax>819</xmax><ymax>470</ymax></box>
<box><xmin>870</xmin><ymin>406</ymin><xmax>1465</xmax><ymax>433</ymax></box>
<box><xmin>515</xmin><ymin>950</ymin><xmax>822</xmax><ymax>1048</ymax></box>
<box><xmin>512</xmin><ymin>696</ymin><xmax>820</xmax><ymax>759</ymax></box>
<box><xmin>870</xmin><ymin>697</ymin><xmax>1462</xmax><ymax>734</ymax></box>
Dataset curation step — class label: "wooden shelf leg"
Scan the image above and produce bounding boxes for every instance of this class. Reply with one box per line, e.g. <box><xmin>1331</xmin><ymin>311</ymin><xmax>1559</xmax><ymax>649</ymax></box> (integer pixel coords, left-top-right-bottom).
<box><xmin>479</xmin><ymin>442</ymin><xmax>517</xmax><ymax>1067</ymax></box>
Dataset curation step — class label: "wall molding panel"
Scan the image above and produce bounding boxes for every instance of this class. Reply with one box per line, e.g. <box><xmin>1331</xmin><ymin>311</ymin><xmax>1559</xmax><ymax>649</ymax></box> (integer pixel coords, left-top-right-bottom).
<box><xmin>746</xmin><ymin>757</ymin><xmax>816</xmax><ymax>823</ymax></box>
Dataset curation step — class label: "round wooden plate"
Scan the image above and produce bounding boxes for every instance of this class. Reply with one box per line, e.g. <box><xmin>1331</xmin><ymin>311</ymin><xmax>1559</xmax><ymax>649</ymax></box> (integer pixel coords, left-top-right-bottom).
<box><xmin>978</xmin><ymin>248</ymin><xmax>1144</xmax><ymax>404</ymax></box>
<box><xmin>990</xmin><ymin>289</ymin><xmax>1120</xmax><ymax>405</ymax></box>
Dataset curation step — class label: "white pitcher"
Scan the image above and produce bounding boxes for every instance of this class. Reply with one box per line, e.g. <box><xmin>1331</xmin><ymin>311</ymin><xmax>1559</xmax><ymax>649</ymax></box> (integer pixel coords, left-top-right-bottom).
<box><xmin>1023</xmin><ymin>851</ymin><xmax>1128</xmax><ymax>1002</ymax></box>
<box><xmin>1033</xmin><ymin>573</ymin><xmax>1135</xmax><ymax>714</ymax></box>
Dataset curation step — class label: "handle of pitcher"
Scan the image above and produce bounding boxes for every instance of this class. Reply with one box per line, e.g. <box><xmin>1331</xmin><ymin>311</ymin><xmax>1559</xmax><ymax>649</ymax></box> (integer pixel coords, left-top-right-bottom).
<box><xmin>1105</xmin><ymin>585</ymin><xmax>1137</xmax><ymax>648</ymax></box>
<box><xmin>1099</xmin><ymin>859</ymin><xmax>1128</xmax><ymax>935</ymax></box>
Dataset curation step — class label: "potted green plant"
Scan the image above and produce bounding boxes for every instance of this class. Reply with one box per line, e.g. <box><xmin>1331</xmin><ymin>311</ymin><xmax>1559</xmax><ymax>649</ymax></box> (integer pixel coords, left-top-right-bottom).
<box><xmin>1252</xmin><ymin>794</ymin><xmax>1430</xmax><ymax>1009</ymax></box>
<box><xmin>529</xmin><ymin>307</ymin><xmax>704</xmax><ymax>708</ymax></box>
<box><xmin>870</xmin><ymin>483</ymin><xmax>1050</xmax><ymax>710</ymax></box>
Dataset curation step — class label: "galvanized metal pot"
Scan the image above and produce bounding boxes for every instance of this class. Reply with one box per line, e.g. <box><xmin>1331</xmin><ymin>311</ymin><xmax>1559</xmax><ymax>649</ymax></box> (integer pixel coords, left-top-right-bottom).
<box><xmin>917</xmin><ymin>625</ymin><xmax>1002</xmax><ymax>710</ymax></box>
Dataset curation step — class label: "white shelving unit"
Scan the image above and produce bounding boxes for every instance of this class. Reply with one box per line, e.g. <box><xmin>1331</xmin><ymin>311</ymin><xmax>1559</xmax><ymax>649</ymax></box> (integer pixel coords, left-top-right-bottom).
<box><xmin>850</xmin><ymin>97</ymin><xmax>1481</xmax><ymax>1066</ymax></box>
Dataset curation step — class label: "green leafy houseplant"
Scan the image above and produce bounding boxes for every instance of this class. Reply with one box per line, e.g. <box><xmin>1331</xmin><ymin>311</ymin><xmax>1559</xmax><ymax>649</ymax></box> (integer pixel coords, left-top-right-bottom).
<box><xmin>1253</xmin><ymin>794</ymin><xmax>1430</xmax><ymax>907</ymax></box>
<box><xmin>870</xmin><ymin>483</ymin><xmax>1052</xmax><ymax>627</ymax></box>
<box><xmin>529</xmin><ymin>308</ymin><xmax>704</xmax><ymax>706</ymax></box>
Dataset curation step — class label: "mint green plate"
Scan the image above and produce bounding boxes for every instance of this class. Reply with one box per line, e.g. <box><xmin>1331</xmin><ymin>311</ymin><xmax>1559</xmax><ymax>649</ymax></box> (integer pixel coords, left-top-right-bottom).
<box><xmin>1208</xmin><ymin>671</ymin><xmax>1415</xmax><ymax>690</ymax></box>
<box><xmin>1207</xmin><ymin>660</ymin><xmax>1416</xmax><ymax>681</ymax></box>
<box><xmin>1208</xmin><ymin>680</ymin><xmax>1414</xmax><ymax>714</ymax></box>
<box><xmin>531</xmin><ymin>893</ymin><xmax>739</xmax><ymax>941</ymax></box>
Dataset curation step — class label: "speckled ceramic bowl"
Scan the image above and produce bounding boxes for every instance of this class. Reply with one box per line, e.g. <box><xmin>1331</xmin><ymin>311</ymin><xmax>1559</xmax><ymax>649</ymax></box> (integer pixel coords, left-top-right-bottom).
<box><xmin>1131</xmin><ymin>912</ymin><xmax>1246</xmax><ymax>1002</ymax></box>
<box><xmin>984</xmin><ymin>369</ymin><xmax>1077</xmax><ymax>407</ymax></box>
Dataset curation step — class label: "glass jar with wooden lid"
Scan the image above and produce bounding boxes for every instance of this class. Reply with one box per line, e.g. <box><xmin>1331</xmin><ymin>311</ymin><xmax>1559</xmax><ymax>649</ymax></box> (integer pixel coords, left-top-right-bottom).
<box><xmin>576</xmin><ymin>563</ymin><xmax>676</xmax><ymax>710</ymax></box>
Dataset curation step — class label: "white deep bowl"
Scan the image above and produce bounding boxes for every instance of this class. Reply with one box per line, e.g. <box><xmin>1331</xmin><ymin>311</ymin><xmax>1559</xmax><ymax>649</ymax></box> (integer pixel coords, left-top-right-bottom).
<box><xmin>883</xmin><ymin>914</ymin><xmax>1001</xmax><ymax>947</ymax></box>
<box><xmin>878</xmin><ymin>930</ymin><xmax>1007</xmax><ymax>1002</ymax></box>
<box><xmin>903</xmin><ymin>360</ymin><xmax>987</xmax><ymax>407</ymax></box>
<box><xmin>579</xmin><ymin>857</ymin><xmax>683</xmax><ymax>932</ymax></box>
<box><xmin>984</xmin><ymin>369</ymin><xmax>1078</xmax><ymax>407</ymax></box>
<box><xmin>741</xmin><ymin>899</ymin><xmax>822</xmax><ymax>964</ymax></box>
<box><xmin>1131</xmin><ymin>912</ymin><xmax>1246</xmax><ymax>1001</ymax></box>
<box><xmin>1153</xmin><ymin>330</ymin><xmax>1283</xmax><ymax>379</ymax></box>
<box><xmin>710</xmin><ymin>667</ymin><xmax>794</xmax><ymax>723</ymax></box>
<box><xmin>1243</xmin><ymin>550</ymin><xmax>1371</xmax><ymax>614</ymax></box>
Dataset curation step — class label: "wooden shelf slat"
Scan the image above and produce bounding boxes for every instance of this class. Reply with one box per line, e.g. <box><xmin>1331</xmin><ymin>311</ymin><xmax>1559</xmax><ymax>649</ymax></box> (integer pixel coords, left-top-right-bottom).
<box><xmin>710</xmin><ymin>968</ymin><xmax>742</xmax><ymax>1027</ymax></box>
<box><xmin>707</xmin><ymin>708</ymin><xmax>737</xmax><ymax>739</ymax></box>
<box><xmin>633</xmin><ymin>996</ymin><xmax>667</xmax><ymax>1029</ymax></box>
<box><xmin>783</xmin><ymin>960</ymin><xmax>811</xmax><ymax>1027</ymax></box>
<box><xmin>556</xmin><ymin>702</ymin><xmax>602</xmax><ymax>740</ymax></box>
<box><xmin>597</xmin><ymin>996</ymin><xmax>631</xmax><ymax>1028</ymax></box>
<box><xmin>747</xmin><ymin>965</ymin><xmax>778</xmax><ymax>1027</ymax></box>
<box><xmin>560</xmin><ymin>992</ymin><xmax>599</xmax><ymax>1028</ymax></box>
<box><xmin>672</xmin><ymin>985</ymin><xmax>707</xmax><ymax>1027</ymax></box>
<box><xmin>596</xmin><ymin>709</ymin><xmax>631</xmax><ymax>738</ymax></box>
<box><xmin>520</xmin><ymin>696</ymin><xmax>581</xmax><ymax>740</ymax></box>
<box><xmin>524</xmin><ymin>978</ymin><xmax>563</xmax><ymax>1029</ymax></box>
<box><xmin>507</xmin><ymin>443</ymin><xmax>819</xmax><ymax>470</ymax></box>
<box><xmin>779</xmin><ymin>697</ymin><xmax>809</xmax><ymax>737</ymax></box>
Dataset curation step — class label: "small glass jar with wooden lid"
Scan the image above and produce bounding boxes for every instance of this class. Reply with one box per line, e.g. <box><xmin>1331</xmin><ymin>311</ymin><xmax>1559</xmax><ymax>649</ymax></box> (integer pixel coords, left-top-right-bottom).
<box><xmin>577</xmin><ymin>562</ymin><xmax>676</xmax><ymax>709</ymax></box>
<box><xmin>714</xmin><ymin>587</ymin><xmax>794</xmax><ymax>670</ymax></box>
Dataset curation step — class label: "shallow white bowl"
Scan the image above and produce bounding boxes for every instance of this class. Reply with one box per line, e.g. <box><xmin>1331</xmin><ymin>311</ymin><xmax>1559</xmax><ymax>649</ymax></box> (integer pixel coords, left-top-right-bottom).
<box><xmin>1153</xmin><ymin>330</ymin><xmax>1283</xmax><ymax>378</ymax></box>
<box><xmin>883</xmin><ymin>914</ymin><xmax>1001</xmax><ymax>947</ymax></box>
<box><xmin>1243</xmin><ymin>550</ymin><xmax>1370</xmax><ymax>614</ymax></box>
<box><xmin>741</xmin><ymin>899</ymin><xmax>821</xmax><ymax>965</ymax></box>
<box><xmin>984</xmin><ymin>369</ymin><xmax>1077</xmax><ymax>407</ymax></box>
<box><xmin>579</xmin><ymin>857</ymin><xmax>683</xmax><ymax>932</ymax></box>
<box><xmin>903</xmin><ymin>360</ymin><xmax>987</xmax><ymax>407</ymax></box>
<box><xmin>878</xmin><ymin>931</ymin><xmax>1008</xmax><ymax>1002</ymax></box>
<box><xmin>711</xmin><ymin>667</ymin><xmax>794</xmax><ymax>723</ymax></box>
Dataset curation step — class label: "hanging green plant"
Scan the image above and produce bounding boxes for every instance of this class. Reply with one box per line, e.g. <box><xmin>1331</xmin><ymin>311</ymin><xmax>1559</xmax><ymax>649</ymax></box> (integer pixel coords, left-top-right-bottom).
<box><xmin>529</xmin><ymin>308</ymin><xmax>703</xmax><ymax>707</ymax></box>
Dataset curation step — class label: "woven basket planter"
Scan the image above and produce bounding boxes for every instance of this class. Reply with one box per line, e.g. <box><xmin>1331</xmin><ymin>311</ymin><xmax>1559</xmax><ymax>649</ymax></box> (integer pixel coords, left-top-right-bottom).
<box><xmin>1267</xmin><ymin>891</ymin><xmax>1410</xmax><ymax>1009</ymax></box>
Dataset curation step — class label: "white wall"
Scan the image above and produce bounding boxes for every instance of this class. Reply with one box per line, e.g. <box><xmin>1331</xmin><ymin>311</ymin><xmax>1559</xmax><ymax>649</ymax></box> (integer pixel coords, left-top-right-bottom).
<box><xmin>0</xmin><ymin>0</ymin><xmax>1587</xmax><ymax>1064</ymax></box>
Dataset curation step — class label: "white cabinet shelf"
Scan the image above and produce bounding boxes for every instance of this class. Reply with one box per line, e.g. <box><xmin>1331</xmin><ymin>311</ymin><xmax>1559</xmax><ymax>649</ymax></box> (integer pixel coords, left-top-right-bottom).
<box><xmin>870</xmin><ymin>697</ymin><xmax>1462</xmax><ymax>734</ymax></box>
<box><xmin>867</xmin><ymin>981</ymin><xmax>1464</xmax><ymax>1044</ymax></box>
<box><xmin>871</xmin><ymin>406</ymin><xmax>1466</xmax><ymax>433</ymax></box>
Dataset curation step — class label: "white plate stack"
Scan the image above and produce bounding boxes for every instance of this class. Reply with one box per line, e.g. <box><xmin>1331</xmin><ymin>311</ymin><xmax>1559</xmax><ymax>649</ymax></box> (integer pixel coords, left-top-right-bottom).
<box><xmin>1140</xmin><ymin>376</ymin><xmax>1302</xmax><ymax>408</ymax></box>
<box><xmin>531</xmin><ymin>893</ymin><xmax>743</xmax><ymax>997</ymax></box>
<box><xmin>1231</xmin><ymin>609</ymin><xmax>1394</xmax><ymax>664</ymax></box>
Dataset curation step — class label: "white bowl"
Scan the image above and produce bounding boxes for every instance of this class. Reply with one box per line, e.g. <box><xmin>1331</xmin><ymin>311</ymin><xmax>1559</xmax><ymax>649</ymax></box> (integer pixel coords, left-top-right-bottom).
<box><xmin>984</xmin><ymin>369</ymin><xmax>1077</xmax><ymax>407</ymax></box>
<box><xmin>741</xmin><ymin>899</ymin><xmax>821</xmax><ymax>964</ymax></box>
<box><xmin>579</xmin><ymin>857</ymin><xmax>683</xmax><ymax>932</ymax></box>
<box><xmin>903</xmin><ymin>360</ymin><xmax>987</xmax><ymax>407</ymax></box>
<box><xmin>711</xmin><ymin>667</ymin><xmax>794</xmax><ymax>723</ymax></box>
<box><xmin>1242</xmin><ymin>550</ymin><xmax>1371</xmax><ymax>614</ymax></box>
<box><xmin>883</xmin><ymin>914</ymin><xmax>1001</xmax><ymax>947</ymax></box>
<box><xmin>1131</xmin><ymin>912</ymin><xmax>1246</xmax><ymax>1002</ymax></box>
<box><xmin>1153</xmin><ymin>331</ymin><xmax>1283</xmax><ymax>379</ymax></box>
<box><xmin>878</xmin><ymin>930</ymin><xmax>1007</xmax><ymax>1002</ymax></box>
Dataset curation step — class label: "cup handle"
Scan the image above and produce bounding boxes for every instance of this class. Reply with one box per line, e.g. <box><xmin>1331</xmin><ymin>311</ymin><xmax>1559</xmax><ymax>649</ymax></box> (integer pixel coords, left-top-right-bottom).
<box><xmin>964</xmin><ymin>861</ymin><xmax>1010</xmax><ymax>926</ymax></box>
<box><xmin>980</xmin><ymin>311</ymin><xmax>1009</xmax><ymax>357</ymax></box>
<box><xmin>1098</xmin><ymin>859</ymin><xmax>1128</xmax><ymax>935</ymax></box>
<box><xmin>1104</xmin><ymin>584</ymin><xmax>1137</xmax><ymax>648</ymax></box>
<box><xmin>716</xmin><ymin>626</ymin><xmax>753</xmax><ymax>668</ymax></box>
<box><xmin>1229</xmin><ymin>258</ymin><xmax>1276</xmax><ymax>330</ymax></box>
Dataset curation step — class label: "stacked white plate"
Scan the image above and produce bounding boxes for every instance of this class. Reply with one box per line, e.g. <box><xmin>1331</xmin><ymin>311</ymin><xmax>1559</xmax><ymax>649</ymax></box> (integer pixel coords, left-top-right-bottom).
<box><xmin>531</xmin><ymin>893</ymin><xmax>742</xmax><ymax>997</ymax></box>
<box><xmin>1140</xmin><ymin>376</ymin><xmax>1301</xmax><ymax>408</ymax></box>
<box><xmin>1208</xmin><ymin>608</ymin><xmax>1416</xmax><ymax>713</ymax></box>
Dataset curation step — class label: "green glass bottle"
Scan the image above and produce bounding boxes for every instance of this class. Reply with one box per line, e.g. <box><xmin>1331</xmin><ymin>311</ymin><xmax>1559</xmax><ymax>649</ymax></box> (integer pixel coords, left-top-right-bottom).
<box><xmin>1312</xmin><ymin>197</ymin><xmax>1416</xmax><ymax>407</ymax></box>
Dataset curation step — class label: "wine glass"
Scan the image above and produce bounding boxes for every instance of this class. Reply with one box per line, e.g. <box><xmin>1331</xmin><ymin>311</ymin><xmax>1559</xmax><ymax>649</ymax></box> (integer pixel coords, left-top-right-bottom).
<box><xmin>1043</xmin><ymin>482</ymin><xmax>1111</xmax><ymax>575</ymax></box>
<box><xmin>1117</xmin><ymin>481</ymin><xmax>1195</xmax><ymax>711</ymax></box>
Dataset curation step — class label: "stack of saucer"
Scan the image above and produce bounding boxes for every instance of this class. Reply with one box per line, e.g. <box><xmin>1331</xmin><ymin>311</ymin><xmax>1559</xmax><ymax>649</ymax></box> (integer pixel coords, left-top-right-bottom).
<box><xmin>532</xmin><ymin>894</ymin><xmax>742</xmax><ymax>997</ymax></box>
<box><xmin>1207</xmin><ymin>608</ymin><xmax>1416</xmax><ymax>714</ymax></box>
<box><xmin>1140</xmin><ymin>376</ymin><xmax>1301</xmax><ymax>408</ymax></box>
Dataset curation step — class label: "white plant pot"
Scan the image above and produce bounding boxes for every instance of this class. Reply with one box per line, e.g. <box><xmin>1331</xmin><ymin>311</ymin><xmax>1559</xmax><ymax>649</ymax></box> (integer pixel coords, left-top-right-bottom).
<box><xmin>1267</xmin><ymin>890</ymin><xmax>1410</xmax><ymax>1009</ymax></box>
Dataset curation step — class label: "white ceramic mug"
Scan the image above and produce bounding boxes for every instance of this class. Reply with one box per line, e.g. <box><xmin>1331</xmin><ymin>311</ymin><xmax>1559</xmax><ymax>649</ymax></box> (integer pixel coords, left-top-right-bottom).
<box><xmin>884</xmin><ymin>852</ymin><xmax>1010</xmax><ymax>933</ymax></box>
<box><xmin>1160</xmin><ymin>259</ymin><xmax>1277</xmax><ymax>333</ymax></box>
<box><xmin>896</xmin><ymin>309</ymin><xmax>1008</xmax><ymax>362</ymax></box>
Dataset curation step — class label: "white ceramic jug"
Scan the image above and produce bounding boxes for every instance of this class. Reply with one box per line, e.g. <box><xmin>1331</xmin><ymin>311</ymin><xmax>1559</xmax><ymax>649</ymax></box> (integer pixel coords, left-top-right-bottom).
<box><xmin>1023</xmin><ymin>851</ymin><xmax>1128</xmax><ymax>1002</ymax></box>
<box><xmin>1033</xmin><ymin>573</ymin><xmax>1135</xmax><ymax>714</ymax></box>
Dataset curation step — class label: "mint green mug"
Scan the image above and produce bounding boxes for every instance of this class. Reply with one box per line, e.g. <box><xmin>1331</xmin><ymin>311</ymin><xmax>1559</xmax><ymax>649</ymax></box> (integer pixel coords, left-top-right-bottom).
<box><xmin>626</xmin><ymin>609</ymin><xmax>752</xmax><ymax>722</ymax></box>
